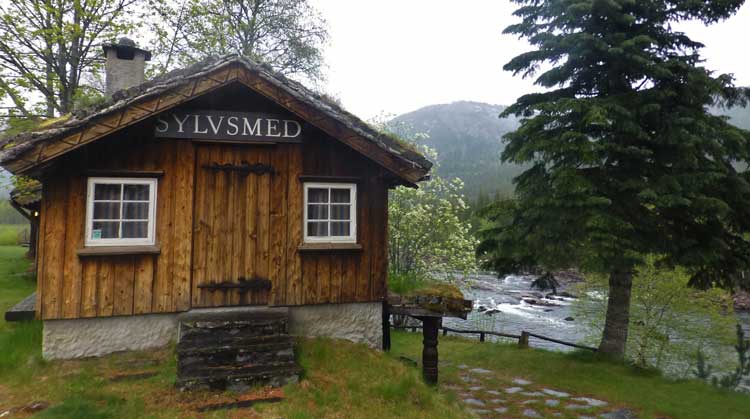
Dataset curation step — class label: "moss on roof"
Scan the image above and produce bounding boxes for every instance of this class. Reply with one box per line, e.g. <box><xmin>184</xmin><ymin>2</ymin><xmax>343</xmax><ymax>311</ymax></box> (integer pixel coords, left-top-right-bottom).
<box><xmin>0</xmin><ymin>55</ymin><xmax>432</xmax><ymax>180</ymax></box>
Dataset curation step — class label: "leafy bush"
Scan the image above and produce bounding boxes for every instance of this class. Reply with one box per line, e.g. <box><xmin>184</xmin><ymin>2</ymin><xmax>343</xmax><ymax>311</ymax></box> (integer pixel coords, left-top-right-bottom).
<box><xmin>574</xmin><ymin>256</ymin><xmax>737</xmax><ymax>376</ymax></box>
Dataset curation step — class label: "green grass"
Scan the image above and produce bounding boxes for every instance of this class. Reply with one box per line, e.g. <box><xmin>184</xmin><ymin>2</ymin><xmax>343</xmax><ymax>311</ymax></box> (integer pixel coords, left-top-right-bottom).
<box><xmin>390</xmin><ymin>331</ymin><xmax>750</xmax><ymax>419</ymax></box>
<box><xmin>0</xmin><ymin>223</ymin><xmax>30</xmax><ymax>246</ymax></box>
<box><xmin>1</xmin><ymin>245</ymin><xmax>748</xmax><ymax>418</ymax></box>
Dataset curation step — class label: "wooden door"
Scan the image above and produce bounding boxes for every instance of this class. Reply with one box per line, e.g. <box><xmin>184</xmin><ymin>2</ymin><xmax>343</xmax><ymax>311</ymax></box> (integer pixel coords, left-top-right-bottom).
<box><xmin>191</xmin><ymin>144</ymin><xmax>277</xmax><ymax>307</ymax></box>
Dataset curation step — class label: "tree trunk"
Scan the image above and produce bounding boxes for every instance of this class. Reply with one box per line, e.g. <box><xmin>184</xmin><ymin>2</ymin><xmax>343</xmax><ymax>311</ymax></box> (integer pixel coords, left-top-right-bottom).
<box><xmin>598</xmin><ymin>270</ymin><xmax>633</xmax><ymax>357</ymax></box>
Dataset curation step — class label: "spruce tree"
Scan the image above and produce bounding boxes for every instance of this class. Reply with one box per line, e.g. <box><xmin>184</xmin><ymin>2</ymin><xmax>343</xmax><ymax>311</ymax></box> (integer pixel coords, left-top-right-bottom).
<box><xmin>490</xmin><ymin>0</ymin><xmax>750</xmax><ymax>357</ymax></box>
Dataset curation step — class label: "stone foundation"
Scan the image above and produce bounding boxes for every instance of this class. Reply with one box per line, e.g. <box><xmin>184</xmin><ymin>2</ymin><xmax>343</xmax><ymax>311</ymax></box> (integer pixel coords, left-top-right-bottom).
<box><xmin>42</xmin><ymin>302</ymin><xmax>382</xmax><ymax>359</ymax></box>
<box><xmin>43</xmin><ymin>313</ymin><xmax>178</xmax><ymax>360</ymax></box>
<box><xmin>288</xmin><ymin>302</ymin><xmax>382</xmax><ymax>349</ymax></box>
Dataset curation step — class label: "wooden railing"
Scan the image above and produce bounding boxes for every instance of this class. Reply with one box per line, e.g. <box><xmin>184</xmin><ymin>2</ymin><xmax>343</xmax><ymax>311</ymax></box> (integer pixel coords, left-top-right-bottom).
<box><xmin>391</xmin><ymin>324</ymin><xmax>598</xmax><ymax>352</ymax></box>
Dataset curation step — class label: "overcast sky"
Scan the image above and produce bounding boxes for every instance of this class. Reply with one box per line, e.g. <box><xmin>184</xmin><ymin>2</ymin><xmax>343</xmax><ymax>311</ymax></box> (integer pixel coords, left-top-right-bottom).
<box><xmin>310</xmin><ymin>0</ymin><xmax>750</xmax><ymax>120</ymax></box>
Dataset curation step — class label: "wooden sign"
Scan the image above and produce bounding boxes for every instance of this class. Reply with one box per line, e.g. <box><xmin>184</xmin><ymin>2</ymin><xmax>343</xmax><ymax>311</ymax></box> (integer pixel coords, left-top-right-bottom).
<box><xmin>154</xmin><ymin>110</ymin><xmax>304</xmax><ymax>142</ymax></box>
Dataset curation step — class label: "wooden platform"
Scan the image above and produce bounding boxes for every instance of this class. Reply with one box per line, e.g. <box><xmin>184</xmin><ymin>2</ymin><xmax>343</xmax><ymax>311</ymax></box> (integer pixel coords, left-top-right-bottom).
<box><xmin>4</xmin><ymin>292</ymin><xmax>36</xmax><ymax>322</ymax></box>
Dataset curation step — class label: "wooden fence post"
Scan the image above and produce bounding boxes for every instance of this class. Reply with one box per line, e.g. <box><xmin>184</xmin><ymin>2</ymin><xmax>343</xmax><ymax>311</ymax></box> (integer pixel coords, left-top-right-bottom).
<box><xmin>519</xmin><ymin>331</ymin><xmax>530</xmax><ymax>348</ymax></box>
<box><xmin>480</xmin><ymin>332</ymin><xmax>485</xmax><ymax>342</ymax></box>
<box><xmin>420</xmin><ymin>317</ymin><xmax>440</xmax><ymax>384</ymax></box>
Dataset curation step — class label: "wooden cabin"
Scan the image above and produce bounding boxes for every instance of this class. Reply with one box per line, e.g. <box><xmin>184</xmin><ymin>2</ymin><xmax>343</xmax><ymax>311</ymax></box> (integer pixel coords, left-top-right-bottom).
<box><xmin>0</xmin><ymin>40</ymin><xmax>431</xmax><ymax>360</ymax></box>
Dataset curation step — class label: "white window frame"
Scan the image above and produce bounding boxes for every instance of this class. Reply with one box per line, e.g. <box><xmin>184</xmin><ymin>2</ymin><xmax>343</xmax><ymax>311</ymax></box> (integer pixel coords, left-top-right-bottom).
<box><xmin>85</xmin><ymin>177</ymin><xmax>158</xmax><ymax>247</ymax></box>
<box><xmin>303</xmin><ymin>182</ymin><xmax>357</xmax><ymax>243</ymax></box>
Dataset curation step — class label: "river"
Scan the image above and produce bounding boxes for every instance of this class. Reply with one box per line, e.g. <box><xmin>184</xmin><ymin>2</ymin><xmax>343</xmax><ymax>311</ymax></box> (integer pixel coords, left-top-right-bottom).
<box><xmin>442</xmin><ymin>273</ymin><xmax>589</xmax><ymax>351</ymax></box>
<box><xmin>442</xmin><ymin>273</ymin><xmax>750</xmax><ymax>368</ymax></box>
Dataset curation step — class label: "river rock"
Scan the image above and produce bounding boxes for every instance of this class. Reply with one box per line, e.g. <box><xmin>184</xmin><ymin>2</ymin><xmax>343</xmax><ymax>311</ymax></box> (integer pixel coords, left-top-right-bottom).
<box><xmin>521</xmin><ymin>391</ymin><xmax>545</xmax><ymax>397</ymax></box>
<box><xmin>565</xmin><ymin>317</ymin><xmax>575</xmax><ymax>321</ymax></box>
<box><xmin>486</xmin><ymin>390</ymin><xmax>502</xmax><ymax>396</ymax></box>
<box><xmin>600</xmin><ymin>409</ymin><xmax>638</xmax><ymax>419</ymax></box>
<box><xmin>470</xmin><ymin>368</ymin><xmax>492</xmax><ymax>375</ymax></box>
<box><xmin>566</xmin><ymin>404</ymin><xmax>589</xmax><ymax>410</ymax></box>
<box><xmin>505</xmin><ymin>387</ymin><xmax>524</xmax><ymax>394</ymax></box>
<box><xmin>463</xmin><ymin>398</ymin><xmax>486</xmax><ymax>407</ymax></box>
<box><xmin>573</xmin><ymin>397</ymin><xmax>607</xmax><ymax>407</ymax></box>
<box><xmin>543</xmin><ymin>388</ymin><xmax>570</xmax><ymax>398</ymax></box>
<box><xmin>484</xmin><ymin>309</ymin><xmax>501</xmax><ymax>315</ymax></box>
<box><xmin>513</xmin><ymin>378</ymin><xmax>532</xmax><ymax>385</ymax></box>
<box><xmin>523</xmin><ymin>408</ymin><xmax>542</xmax><ymax>418</ymax></box>
<box><xmin>494</xmin><ymin>407</ymin><xmax>508</xmax><ymax>414</ymax></box>
<box><xmin>545</xmin><ymin>399</ymin><xmax>560</xmax><ymax>407</ymax></box>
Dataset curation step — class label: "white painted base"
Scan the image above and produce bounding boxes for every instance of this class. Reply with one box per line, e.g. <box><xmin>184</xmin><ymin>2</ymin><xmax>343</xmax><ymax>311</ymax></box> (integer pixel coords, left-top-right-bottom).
<box><xmin>42</xmin><ymin>302</ymin><xmax>383</xmax><ymax>359</ymax></box>
<box><xmin>288</xmin><ymin>302</ymin><xmax>383</xmax><ymax>349</ymax></box>
<box><xmin>42</xmin><ymin>313</ymin><xmax>178</xmax><ymax>360</ymax></box>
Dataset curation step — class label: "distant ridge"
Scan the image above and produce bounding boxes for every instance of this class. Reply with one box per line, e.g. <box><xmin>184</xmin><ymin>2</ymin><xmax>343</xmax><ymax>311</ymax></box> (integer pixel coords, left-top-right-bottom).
<box><xmin>392</xmin><ymin>100</ymin><xmax>750</xmax><ymax>199</ymax></box>
<box><xmin>391</xmin><ymin>101</ymin><xmax>523</xmax><ymax>198</ymax></box>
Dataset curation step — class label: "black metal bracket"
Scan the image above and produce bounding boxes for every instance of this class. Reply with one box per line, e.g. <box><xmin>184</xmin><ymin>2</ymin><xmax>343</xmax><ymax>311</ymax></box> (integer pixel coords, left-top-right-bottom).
<box><xmin>202</xmin><ymin>160</ymin><xmax>276</xmax><ymax>176</ymax></box>
<box><xmin>198</xmin><ymin>277</ymin><xmax>272</xmax><ymax>292</ymax></box>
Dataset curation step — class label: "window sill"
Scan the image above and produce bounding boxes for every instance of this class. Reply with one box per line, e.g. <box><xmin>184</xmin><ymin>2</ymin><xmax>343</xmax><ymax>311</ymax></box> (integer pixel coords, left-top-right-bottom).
<box><xmin>298</xmin><ymin>243</ymin><xmax>362</xmax><ymax>253</ymax></box>
<box><xmin>77</xmin><ymin>245</ymin><xmax>161</xmax><ymax>257</ymax></box>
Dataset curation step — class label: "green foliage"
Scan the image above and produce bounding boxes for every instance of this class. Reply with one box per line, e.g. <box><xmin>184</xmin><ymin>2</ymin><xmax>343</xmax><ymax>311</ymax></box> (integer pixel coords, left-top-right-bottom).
<box><xmin>698</xmin><ymin>324</ymin><xmax>750</xmax><ymax>391</ymax></box>
<box><xmin>476</xmin><ymin>198</ymin><xmax>546</xmax><ymax>274</ymax></box>
<box><xmin>146</xmin><ymin>0</ymin><xmax>328</xmax><ymax>81</ymax></box>
<box><xmin>498</xmin><ymin>0</ymin><xmax>750</xmax><ymax>287</ymax></box>
<box><xmin>388</xmin><ymin>271</ymin><xmax>430</xmax><ymax>295</ymax></box>
<box><xmin>574</xmin><ymin>257</ymin><xmax>737</xmax><ymax>375</ymax></box>
<box><xmin>389</xmin><ymin>175</ymin><xmax>478</xmax><ymax>280</ymax></box>
<box><xmin>375</xmin><ymin>116</ymin><xmax>477</xmax><ymax>281</ymax></box>
<box><xmin>0</xmin><ymin>1</ymin><xmax>137</xmax><ymax>117</ymax></box>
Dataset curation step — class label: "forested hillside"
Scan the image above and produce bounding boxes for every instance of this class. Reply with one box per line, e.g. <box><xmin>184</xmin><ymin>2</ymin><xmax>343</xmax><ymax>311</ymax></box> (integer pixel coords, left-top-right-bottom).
<box><xmin>391</xmin><ymin>101</ymin><xmax>522</xmax><ymax>198</ymax></box>
<box><xmin>393</xmin><ymin>100</ymin><xmax>750</xmax><ymax>199</ymax></box>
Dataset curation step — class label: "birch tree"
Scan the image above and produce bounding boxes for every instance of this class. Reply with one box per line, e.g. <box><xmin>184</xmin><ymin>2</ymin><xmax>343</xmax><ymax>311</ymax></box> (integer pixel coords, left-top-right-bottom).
<box><xmin>146</xmin><ymin>0</ymin><xmax>328</xmax><ymax>81</ymax></box>
<box><xmin>0</xmin><ymin>0</ymin><xmax>138</xmax><ymax>118</ymax></box>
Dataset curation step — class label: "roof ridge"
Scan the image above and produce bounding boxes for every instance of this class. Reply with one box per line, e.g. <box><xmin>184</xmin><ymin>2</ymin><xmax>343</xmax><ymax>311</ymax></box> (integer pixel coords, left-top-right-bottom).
<box><xmin>0</xmin><ymin>54</ymin><xmax>432</xmax><ymax>179</ymax></box>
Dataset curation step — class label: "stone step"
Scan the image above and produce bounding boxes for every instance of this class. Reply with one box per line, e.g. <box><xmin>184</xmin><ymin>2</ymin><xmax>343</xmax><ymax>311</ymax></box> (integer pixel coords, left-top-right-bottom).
<box><xmin>175</xmin><ymin>307</ymin><xmax>301</xmax><ymax>391</ymax></box>
<box><xmin>177</xmin><ymin>334</ymin><xmax>294</xmax><ymax>356</ymax></box>
<box><xmin>177</xmin><ymin>307</ymin><xmax>289</xmax><ymax>325</ymax></box>
<box><xmin>176</xmin><ymin>363</ymin><xmax>302</xmax><ymax>392</ymax></box>
<box><xmin>178</xmin><ymin>341</ymin><xmax>295</xmax><ymax>376</ymax></box>
<box><xmin>178</xmin><ymin>327</ymin><xmax>292</xmax><ymax>349</ymax></box>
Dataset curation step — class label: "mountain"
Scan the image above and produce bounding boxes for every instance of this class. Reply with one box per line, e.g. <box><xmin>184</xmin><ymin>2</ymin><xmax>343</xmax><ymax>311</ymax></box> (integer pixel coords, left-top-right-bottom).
<box><xmin>393</xmin><ymin>100</ymin><xmax>750</xmax><ymax>200</ymax></box>
<box><xmin>391</xmin><ymin>101</ymin><xmax>522</xmax><ymax>199</ymax></box>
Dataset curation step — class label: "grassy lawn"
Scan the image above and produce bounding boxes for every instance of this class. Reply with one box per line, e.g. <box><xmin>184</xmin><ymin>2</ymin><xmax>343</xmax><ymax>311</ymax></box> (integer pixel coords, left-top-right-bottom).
<box><xmin>0</xmin><ymin>224</ymin><xmax>30</xmax><ymax>247</ymax></box>
<box><xmin>1</xmin><ymin>244</ymin><xmax>748</xmax><ymax>418</ymax></box>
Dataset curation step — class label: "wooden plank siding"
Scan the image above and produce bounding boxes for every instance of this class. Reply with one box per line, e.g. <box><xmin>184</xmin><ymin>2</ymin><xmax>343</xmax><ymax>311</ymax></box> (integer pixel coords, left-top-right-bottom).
<box><xmin>36</xmin><ymin>119</ymin><xmax>389</xmax><ymax>320</ymax></box>
<box><xmin>37</xmin><ymin>136</ymin><xmax>196</xmax><ymax>320</ymax></box>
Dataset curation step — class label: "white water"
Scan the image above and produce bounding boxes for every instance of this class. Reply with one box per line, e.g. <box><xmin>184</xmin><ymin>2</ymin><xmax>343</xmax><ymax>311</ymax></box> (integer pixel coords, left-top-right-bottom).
<box><xmin>443</xmin><ymin>273</ymin><xmax>589</xmax><ymax>351</ymax></box>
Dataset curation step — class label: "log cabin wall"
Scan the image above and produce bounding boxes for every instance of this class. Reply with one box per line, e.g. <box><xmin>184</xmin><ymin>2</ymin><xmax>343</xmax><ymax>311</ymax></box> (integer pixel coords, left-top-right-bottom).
<box><xmin>35</xmin><ymin>122</ymin><xmax>389</xmax><ymax>320</ymax></box>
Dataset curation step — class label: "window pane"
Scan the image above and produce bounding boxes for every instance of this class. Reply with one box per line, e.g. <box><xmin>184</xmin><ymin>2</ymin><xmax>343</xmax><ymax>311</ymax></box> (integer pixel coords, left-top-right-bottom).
<box><xmin>124</xmin><ymin>184</ymin><xmax>150</xmax><ymax>201</ymax></box>
<box><xmin>122</xmin><ymin>221</ymin><xmax>148</xmax><ymax>238</ymax></box>
<box><xmin>330</xmin><ymin>221</ymin><xmax>350</xmax><ymax>236</ymax></box>
<box><xmin>307</xmin><ymin>204</ymin><xmax>328</xmax><ymax>220</ymax></box>
<box><xmin>93</xmin><ymin>202</ymin><xmax>120</xmax><ymax>220</ymax></box>
<box><xmin>331</xmin><ymin>204</ymin><xmax>350</xmax><ymax>220</ymax></box>
<box><xmin>308</xmin><ymin>188</ymin><xmax>328</xmax><ymax>203</ymax></box>
<box><xmin>123</xmin><ymin>202</ymin><xmax>149</xmax><ymax>220</ymax></box>
<box><xmin>92</xmin><ymin>221</ymin><xmax>119</xmax><ymax>239</ymax></box>
<box><xmin>307</xmin><ymin>221</ymin><xmax>328</xmax><ymax>237</ymax></box>
<box><xmin>331</xmin><ymin>188</ymin><xmax>351</xmax><ymax>203</ymax></box>
<box><xmin>94</xmin><ymin>183</ymin><xmax>121</xmax><ymax>200</ymax></box>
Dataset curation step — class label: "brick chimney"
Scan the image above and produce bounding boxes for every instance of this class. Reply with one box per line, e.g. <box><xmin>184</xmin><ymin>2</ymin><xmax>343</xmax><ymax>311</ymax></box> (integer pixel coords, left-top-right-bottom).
<box><xmin>102</xmin><ymin>37</ymin><xmax>152</xmax><ymax>96</ymax></box>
